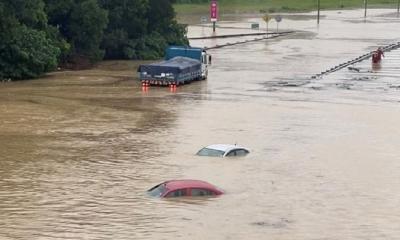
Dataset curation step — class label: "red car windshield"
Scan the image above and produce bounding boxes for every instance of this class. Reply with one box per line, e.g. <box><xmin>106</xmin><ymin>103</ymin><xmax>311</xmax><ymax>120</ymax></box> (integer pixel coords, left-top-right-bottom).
<box><xmin>148</xmin><ymin>183</ymin><xmax>167</xmax><ymax>197</ymax></box>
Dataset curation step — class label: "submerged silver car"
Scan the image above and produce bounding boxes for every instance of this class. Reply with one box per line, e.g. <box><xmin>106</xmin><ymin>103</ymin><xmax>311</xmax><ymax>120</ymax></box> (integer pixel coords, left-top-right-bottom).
<box><xmin>196</xmin><ymin>144</ymin><xmax>250</xmax><ymax>157</ymax></box>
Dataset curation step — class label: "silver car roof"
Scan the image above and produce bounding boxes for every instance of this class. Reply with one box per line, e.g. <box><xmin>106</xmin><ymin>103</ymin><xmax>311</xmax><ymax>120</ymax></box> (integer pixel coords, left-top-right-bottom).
<box><xmin>204</xmin><ymin>144</ymin><xmax>248</xmax><ymax>152</ymax></box>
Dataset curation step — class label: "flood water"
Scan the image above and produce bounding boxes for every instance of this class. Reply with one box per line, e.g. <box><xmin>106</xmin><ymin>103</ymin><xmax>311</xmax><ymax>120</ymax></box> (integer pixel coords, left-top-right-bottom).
<box><xmin>1</xmin><ymin>9</ymin><xmax>400</xmax><ymax>240</ymax></box>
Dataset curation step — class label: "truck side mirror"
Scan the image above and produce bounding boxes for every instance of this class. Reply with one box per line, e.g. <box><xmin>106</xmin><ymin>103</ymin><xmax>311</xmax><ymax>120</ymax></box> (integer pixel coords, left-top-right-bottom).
<box><xmin>208</xmin><ymin>55</ymin><xmax>212</xmax><ymax>65</ymax></box>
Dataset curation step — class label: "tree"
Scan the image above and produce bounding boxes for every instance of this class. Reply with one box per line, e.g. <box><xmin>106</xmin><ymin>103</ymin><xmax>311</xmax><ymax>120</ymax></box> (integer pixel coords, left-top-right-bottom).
<box><xmin>101</xmin><ymin>0</ymin><xmax>188</xmax><ymax>60</ymax></box>
<box><xmin>45</xmin><ymin>0</ymin><xmax>108</xmax><ymax>63</ymax></box>
<box><xmin>0</xmin><ymin>0</ymin><xmax>190</xmax><ymax>79</ymax></box>
<box><xmin>100</xmin><ymin>0</ymin><xmax>148</xmax><ymax>59</ymax></box>
<box><xmin>147</xmin><ymin>0</ymin><xmax>175</xmax><ymax>33</ymax></box>
<box><xmin>3</xmin><ymin>0</ymin><xmax>48</xmax><ymax>29</ymax></box>
<box><xmin>0</xmin><ymin>25</ymin><xmax>60</xmax><ymax>80</ymax></box>
<box><xmin>147</xmin><ymin>0</ymin><xmax>188</xmax><ymax>47</ymax></box>
<box><xmin>100</xmin><ymin>0</ymin><xmax>148</xmax><ymax>39</ymax></box>
<box><xmin>0</xmin><ymin>0</ymin><xmax>61</xmax><ymax>80</ymax></box>
<box><xmin>45</xmin><ymin>0</ymin><xmax>74</xmax><ymax>37</ymax></box>
<box><xmin>68</xmin><ymin>0</ymin><xmax>108</xmax><ymax>61</ymax></box>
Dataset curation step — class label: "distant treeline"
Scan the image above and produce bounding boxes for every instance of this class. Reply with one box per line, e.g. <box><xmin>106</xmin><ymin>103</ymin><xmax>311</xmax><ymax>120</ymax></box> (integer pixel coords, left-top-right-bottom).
<box><xmin>0</xmin><ymin>0</ymin><xmax>188</xmax><ymax>80</ymax></box>
<box><xmin>171</xmin><ymin>0</ymin><xmax>209</xmax><ymax>3</ymax></box>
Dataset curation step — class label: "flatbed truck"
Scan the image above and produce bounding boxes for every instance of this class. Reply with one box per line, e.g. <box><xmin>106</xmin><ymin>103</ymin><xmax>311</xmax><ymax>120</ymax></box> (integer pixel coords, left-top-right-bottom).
<box><xmin>138</xmin><ymin>46</ymin><xmax>211</xmax><ymax>86</ymax></box>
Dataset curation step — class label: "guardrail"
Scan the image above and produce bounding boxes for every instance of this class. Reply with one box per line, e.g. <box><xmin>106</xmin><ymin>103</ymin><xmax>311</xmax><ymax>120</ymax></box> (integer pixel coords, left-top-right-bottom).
<box><xmin>311</xmin><ymin>42</ymin><xmax>400</xmax><ymax>79</ymax></box>
<box><xmin>189</xmin><ymin>31</ymin><xmax>294</xmax><ymax>40</ymax></box>
<box><xmin>203</xmin><ymin>32</ymin><xmax>294</xmax><ymax>50</ymax></box>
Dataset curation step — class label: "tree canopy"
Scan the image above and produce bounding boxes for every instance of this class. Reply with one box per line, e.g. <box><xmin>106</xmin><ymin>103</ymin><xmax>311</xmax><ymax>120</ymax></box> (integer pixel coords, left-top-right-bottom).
<box><xmin>0</xmin><ymin>0</ymin><xmax>188</xmax><ymax>80</ymax></box>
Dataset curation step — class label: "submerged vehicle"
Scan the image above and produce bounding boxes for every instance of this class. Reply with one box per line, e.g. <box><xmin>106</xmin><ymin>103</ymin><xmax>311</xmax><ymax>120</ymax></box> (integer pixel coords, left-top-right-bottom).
<box><xmin>138</xmin><ymin>46</ymin><xmax>211</xmax><ymax>86</ymax></box>
<box><xmin>148</xmin><ymin>180</ymin><xmax>223</xmax><ymax>198</ymax></box>
<box><xmin>196</xmin><ymin>144</ymin><xmax>250</xmax><ymax>157</ymax></box>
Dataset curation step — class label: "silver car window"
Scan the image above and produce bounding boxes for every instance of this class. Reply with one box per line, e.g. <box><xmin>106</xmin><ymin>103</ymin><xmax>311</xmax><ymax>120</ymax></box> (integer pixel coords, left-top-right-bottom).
<box><xmin>235</xmin><ymin>149</ymin><xmax>249</xmax><ymax>156</ymax></box>
<box><xmin>226</xmin><ymin>149</ymin><xmax>249</xmax><ymax>157</ymax></box>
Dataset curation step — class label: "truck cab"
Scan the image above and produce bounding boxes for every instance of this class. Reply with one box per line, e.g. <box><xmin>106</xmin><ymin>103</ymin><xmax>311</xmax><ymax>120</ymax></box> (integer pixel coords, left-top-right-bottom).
<box><xmin>201</xmin><ymin>51</ymin><xmax>212</xmax><ymax>80</ymax></box>
<box><xmin>166</xmin><ymin>46</ymin><xmax>211</xmax><ymax>80</ymax></box>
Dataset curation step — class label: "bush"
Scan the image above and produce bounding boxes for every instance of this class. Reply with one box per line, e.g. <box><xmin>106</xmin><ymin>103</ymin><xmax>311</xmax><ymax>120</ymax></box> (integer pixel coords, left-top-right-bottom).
<box><xmin>0</xmin><ymin>25</ymin><xmax>60</xmax><ymax>80</ymax></box>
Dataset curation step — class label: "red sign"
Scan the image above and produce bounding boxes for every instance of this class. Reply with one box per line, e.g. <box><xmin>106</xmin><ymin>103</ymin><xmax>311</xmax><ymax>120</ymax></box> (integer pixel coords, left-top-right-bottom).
<box><xmin>210</xmin><ymin>0</ymin><xmax>218</xmax><ymax>22</ymax></box>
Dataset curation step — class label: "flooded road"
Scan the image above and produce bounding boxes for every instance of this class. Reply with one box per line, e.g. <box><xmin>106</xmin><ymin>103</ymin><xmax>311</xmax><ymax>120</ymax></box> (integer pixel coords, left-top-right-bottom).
<box><xmin>1</xmin><ymin>9</ymin><xmax>400</xmax><ymax>240</ymax></box>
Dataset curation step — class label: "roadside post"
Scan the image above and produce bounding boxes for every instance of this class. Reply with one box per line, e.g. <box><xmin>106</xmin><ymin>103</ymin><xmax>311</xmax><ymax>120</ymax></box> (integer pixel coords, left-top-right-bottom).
<box><xmin>262</xmin><ymin>15</ymin><xmax>272</xmax><ymax>34</ymax></box>
<box><xmin>397</xmin><ymin>0</ymin><xmax>400</xmax><ymax>17</ymax></box>
<box><xmin>364</xmin><ymin>0</ymin><xmax>368</xmax><ymax>18</ymax></box>
<box><xmin>274</xmin><ymin>15</ymin><xmax>282</xmax><ymax>33</ymax></box>
<box><xmin>201</xmin><ymin>16</ymin><xmax>207</xmax><ymax>34</ymax></box>
<box><xmin>210</xmin><ymin>0</ymin><xmax>218</xmax><ymax>32</ymax></box>
<box><xmin>317</xmin><ymin>0</ymin><xmax>320</xmax><ymax>24</ymax></box>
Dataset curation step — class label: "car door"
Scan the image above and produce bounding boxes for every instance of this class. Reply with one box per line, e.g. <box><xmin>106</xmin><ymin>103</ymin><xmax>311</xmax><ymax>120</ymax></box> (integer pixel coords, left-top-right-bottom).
<box><xmin>225</xmin><ymin>149</ymin><xmax>249</xmax><ymax>157</ymax></box>
<box><xmin>235</xmin><ymin>149</ymin><xmax>249</xmax><ymax>156</ymax></box>
<box><xmin>165</xmin><ymin>189</ymin><xmax>188</xmax><ymax>198</ymax></box>
<box><xmin>225</xmin><ymin>150</ymin><xmax>237</xmax><ymax>157</ymax></box>
<box><xmin>190</xmin><ymin>188</ymin><xmax>215</xmax><ymax>197</ymax></box>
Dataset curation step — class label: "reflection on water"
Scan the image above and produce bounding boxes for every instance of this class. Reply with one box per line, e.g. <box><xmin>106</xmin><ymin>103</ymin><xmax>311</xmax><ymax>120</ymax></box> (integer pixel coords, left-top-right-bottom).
<box><xmin>1</xmin><ymin>9</ymin><xmax>400</xmax><ymax>240</ymax></box>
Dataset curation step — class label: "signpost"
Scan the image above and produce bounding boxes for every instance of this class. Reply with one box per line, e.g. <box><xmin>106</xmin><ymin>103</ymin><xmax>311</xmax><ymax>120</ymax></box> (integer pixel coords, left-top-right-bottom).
<box><xmin>262</xmin><ymin>15</ymin><xmax>272</xmax><ymax>34</ymax></box>
<box><xmin>251</xmin><ymin>23</ymin><xmax>260</xmax><ymax>30</ymax></box>
<box><xmin>274</xmin><ymin>15</ymin><xmax>282</xmax><ymax>32</ymax></box>
<box><xmin>210</xmin><ymin>0</ymin><xmax>218</xmax><ymax>32</ymax></box>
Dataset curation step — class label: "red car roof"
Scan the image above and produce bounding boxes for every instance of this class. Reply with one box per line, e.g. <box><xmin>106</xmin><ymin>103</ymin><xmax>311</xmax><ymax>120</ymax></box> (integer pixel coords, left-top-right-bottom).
<box><xmin>164</xmin><ymin>179</ymin><xmax>222</xmax><ymax>193</ymax></box>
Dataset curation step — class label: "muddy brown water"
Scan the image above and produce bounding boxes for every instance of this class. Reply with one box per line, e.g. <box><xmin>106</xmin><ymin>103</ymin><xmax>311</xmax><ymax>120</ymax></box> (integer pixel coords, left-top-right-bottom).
<box><xmin>1</xmin><ymin>9</ymin><xmax>400</xmax><ymax>240</ymax></box>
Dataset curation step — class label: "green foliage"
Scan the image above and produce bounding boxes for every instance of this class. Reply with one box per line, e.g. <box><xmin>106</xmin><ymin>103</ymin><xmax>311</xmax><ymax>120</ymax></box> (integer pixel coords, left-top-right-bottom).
<box><xmin>147</xmin><ymin>0</ymin><xmax>188</xmax><ymax>46</ymax></box>
<box><xmin>137</xmin><ymin>32</ymin><xmax>168</xmax><ymax>60</ymax></box>
<box><xmin>0</xmin><ymin>2</ymin><xmax>16</xmax><ymax>35</ymax></box>
<box><xmin>0</xmin><ymin>0</ymin><xmax>188</xmax><ymax>79</ymax></box>
<box><xmin>44</xmin><ymin>25</ymin><xmax>71</xmax><ymax>63</ymax></box>
<box><xmin>147</xmin><ymin>0</ymin><xmax>175</xmax><ymax>33</ymax></box>
<box><xmin>45</xmin><ymin>0</ymin><xmax>108</xmax><ymax>63</ymax></box>
<box><xmin>100</xmin><ymin>0</ymin><xmax>148</xmax><ymax>39</ymax></box>
<box><xmin>100</xmin><ymin>0</ymin><xmax>149</xmax><ymax>59</ymax></box>
<box><xmin>45</xmin><ymin>0</ymin><xmax>74</xmax><ymax>37</ymax></box>
<box><xmin>68</xmin><ymin>0</ymin><xmax>108</xmax><ymax>62</ymax></box>
<box><xmin>171</xmin><ymin>0</ymin><xmax>208</xmax><ymax>3</ymax></box>
<box><xmin>0</xmin><ymin>0</ymin><xmax>60</xmax><ymax>80</ymax></box>
<box><xmin>0</xmin><ymin>25</ymin><xmax>60</xmax><ymax>80</ymax></box>
<box><xmin>101</xmin><ymin>0</ymin><xmax>188</xmax><ymax>60</ymax></box>
<box><xmin>3</xmin><ymin>0</ymin><xmax>48</xmax><ymax>29</ymax></box>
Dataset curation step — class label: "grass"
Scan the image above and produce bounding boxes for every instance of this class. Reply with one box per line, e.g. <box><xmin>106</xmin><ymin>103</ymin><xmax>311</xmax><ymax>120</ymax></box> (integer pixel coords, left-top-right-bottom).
<box><xmin>174</xmin><ymin>0</ymin><xmax>399</xmax><ymax>15</ymax></box>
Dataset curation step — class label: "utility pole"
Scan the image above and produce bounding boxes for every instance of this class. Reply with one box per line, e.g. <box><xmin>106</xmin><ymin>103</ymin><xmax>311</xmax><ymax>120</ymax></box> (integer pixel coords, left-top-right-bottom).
<box><xmin>364</xmin><ymin>0</ymin><xmax>368</xmax><ymax>18</ymax></box>
<box><xmin>317</xmin><ymin>0</ymin><xmax>320</xmax><ymax>24</ymax></box>
<box><xmin>397</xmin><ymin>0</ymin><xmax>400</xmax><ymax>17</ymax></box>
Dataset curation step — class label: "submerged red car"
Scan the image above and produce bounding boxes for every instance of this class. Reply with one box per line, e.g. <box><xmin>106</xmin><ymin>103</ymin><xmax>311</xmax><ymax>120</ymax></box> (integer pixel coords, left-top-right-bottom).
<box><xmin>148</xmin><ymin>180</ymin><xmax>223</xmax><ymax>198</ymax></box>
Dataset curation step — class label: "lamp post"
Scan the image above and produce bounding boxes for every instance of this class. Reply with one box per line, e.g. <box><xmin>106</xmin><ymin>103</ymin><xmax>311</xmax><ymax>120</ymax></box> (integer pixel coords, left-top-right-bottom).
<box><xmin>364</xmin><ymin>0</ymin><xmax>368</xmax><ymax>18</ymax></box>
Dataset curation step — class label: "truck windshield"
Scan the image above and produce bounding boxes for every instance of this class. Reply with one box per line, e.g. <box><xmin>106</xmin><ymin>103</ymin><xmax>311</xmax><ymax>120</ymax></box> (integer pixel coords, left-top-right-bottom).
<box><xmin>196</xmin><ymin>148</ymin><xmax>225</xmax><ymax>157</ymax></box>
